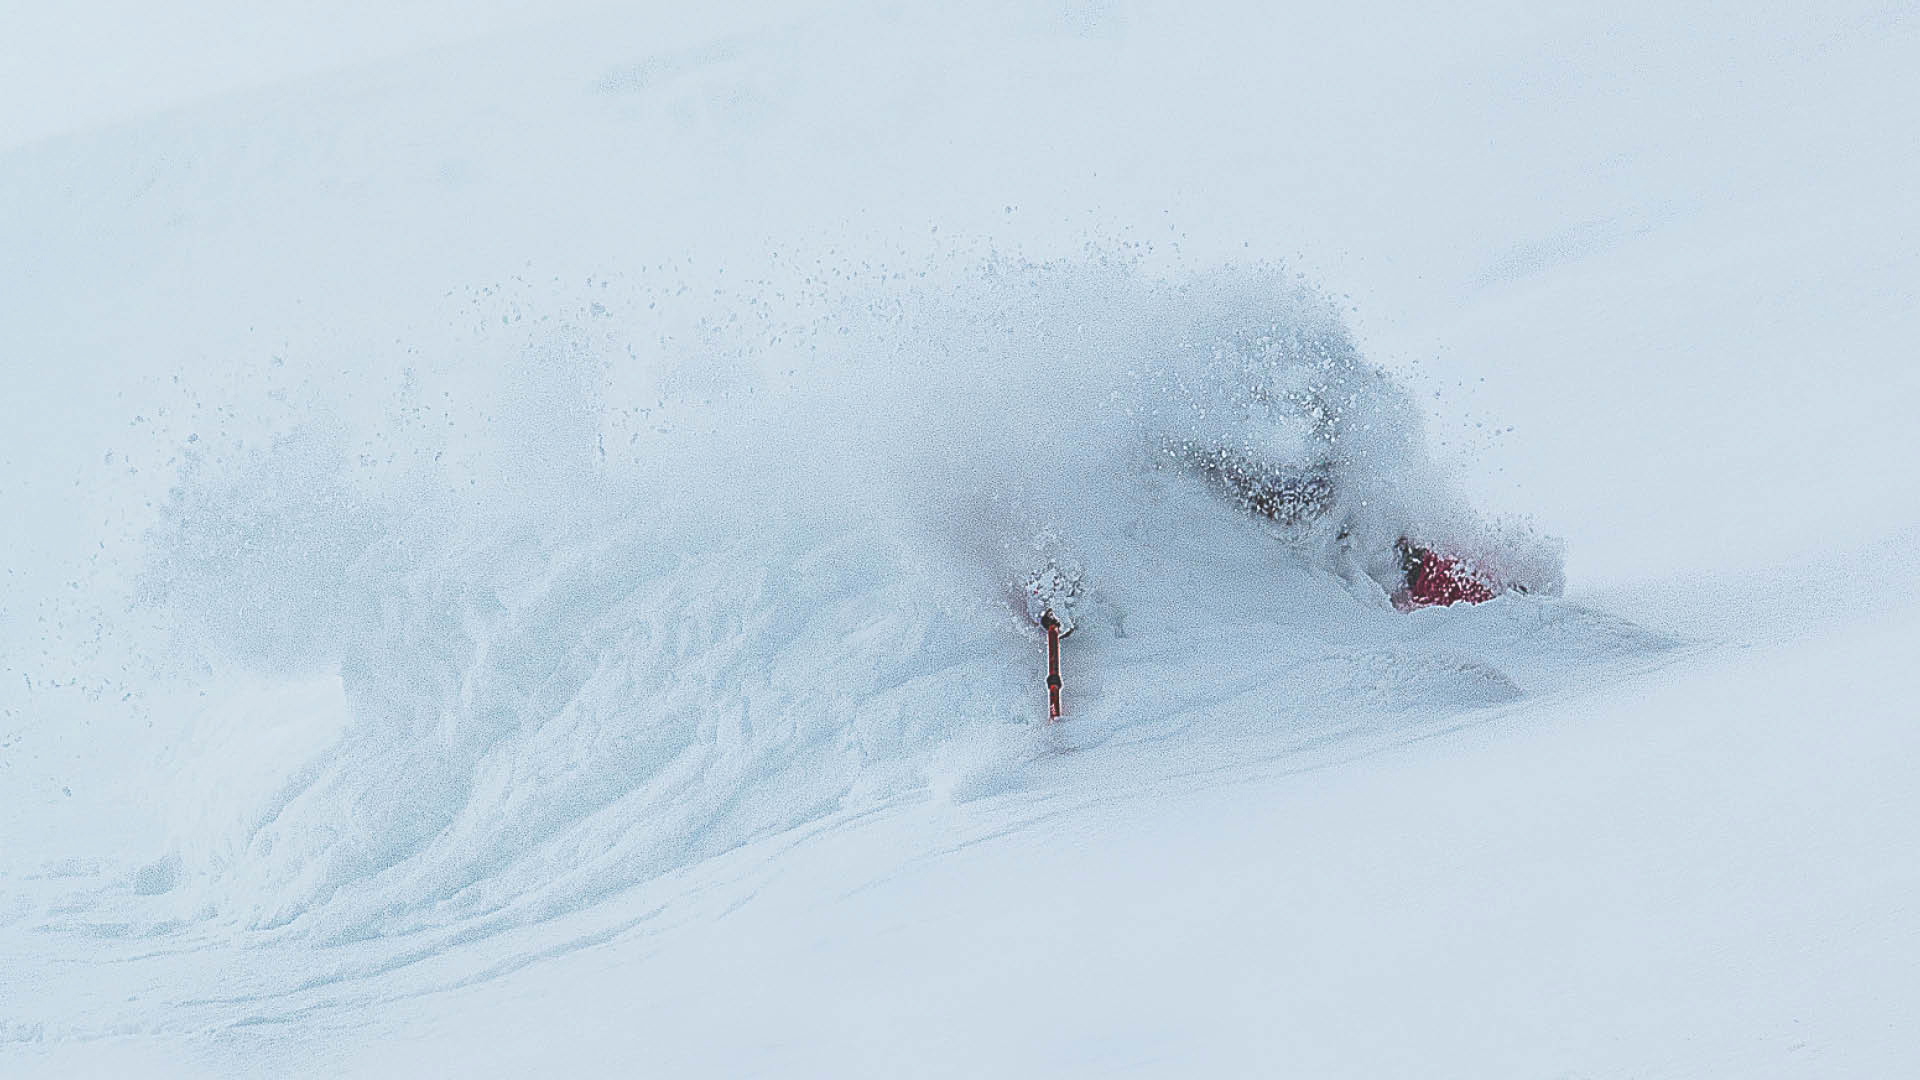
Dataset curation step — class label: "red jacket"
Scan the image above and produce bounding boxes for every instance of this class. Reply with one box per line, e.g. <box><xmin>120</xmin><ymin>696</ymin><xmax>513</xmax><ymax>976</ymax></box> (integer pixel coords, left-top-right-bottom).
<box><xmin>1401</xmin><ymin>546</ymin><xmax>1496</xmax><ymax>609</ymax></box>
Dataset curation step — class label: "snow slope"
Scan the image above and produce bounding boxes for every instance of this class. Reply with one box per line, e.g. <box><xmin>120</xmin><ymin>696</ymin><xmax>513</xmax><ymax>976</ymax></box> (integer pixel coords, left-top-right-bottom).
<box><xmin>317</xmin><ymin>573</ymin><xmax>1920</xmax><ymax>1079</ymax></box>
<box><xmin>4</xmin><ymin>1</ymin><xmax>1918</xmax><ymax>1076</ymax></box>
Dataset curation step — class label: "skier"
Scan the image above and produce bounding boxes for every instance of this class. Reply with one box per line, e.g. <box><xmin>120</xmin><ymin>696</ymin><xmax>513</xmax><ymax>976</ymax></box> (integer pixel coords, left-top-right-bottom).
<box><xmin>1175</xmin><ymin>446</ymin><xmax>1503</xmax><ymax>610</ymax></box>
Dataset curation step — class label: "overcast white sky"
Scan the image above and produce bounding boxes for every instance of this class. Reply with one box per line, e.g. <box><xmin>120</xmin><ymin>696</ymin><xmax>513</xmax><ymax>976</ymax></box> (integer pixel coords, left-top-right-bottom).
<box><xmin>0</xmin><ymin>0</ymin><xmax>573</xmax><ymax>149</ymax></box>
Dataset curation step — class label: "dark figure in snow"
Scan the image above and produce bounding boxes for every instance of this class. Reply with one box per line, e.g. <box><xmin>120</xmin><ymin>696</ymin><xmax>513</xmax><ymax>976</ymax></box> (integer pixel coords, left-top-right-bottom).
<box><xmin>1176</xmin><ymin>445</ymin><xmax>1504</xmax><ymax>610</ymax></box>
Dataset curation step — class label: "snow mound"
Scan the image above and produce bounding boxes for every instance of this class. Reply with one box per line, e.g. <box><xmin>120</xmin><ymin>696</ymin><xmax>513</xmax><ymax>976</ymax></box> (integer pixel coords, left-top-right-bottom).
<box><xmin>96</xmin><ymin>253</ymin><xmax>1606</xmax><ymax>946</ymax></box>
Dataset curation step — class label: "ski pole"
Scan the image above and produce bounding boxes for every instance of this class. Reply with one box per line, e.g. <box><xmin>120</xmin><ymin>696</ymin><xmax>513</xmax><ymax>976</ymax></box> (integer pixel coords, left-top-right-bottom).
<box><xmin>1042</xmin><ymin>613</ymin><xmax>1063</xmax><ymax>719</ymax></box>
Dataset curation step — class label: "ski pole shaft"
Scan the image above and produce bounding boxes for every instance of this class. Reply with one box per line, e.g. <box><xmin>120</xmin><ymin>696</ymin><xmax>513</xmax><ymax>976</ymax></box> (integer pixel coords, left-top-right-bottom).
<box><xmin>1042</xmin><ymin>615</ymin><xmax>1062</xmax><ymax>719</ymax></box>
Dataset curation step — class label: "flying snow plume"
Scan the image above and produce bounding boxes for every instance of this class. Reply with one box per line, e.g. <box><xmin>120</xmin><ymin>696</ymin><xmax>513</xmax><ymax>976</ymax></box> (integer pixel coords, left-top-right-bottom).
<box><xmin>74</xmin><ymin>250</ymin><xmax>1564</xmax><ymax>945</ymax></box>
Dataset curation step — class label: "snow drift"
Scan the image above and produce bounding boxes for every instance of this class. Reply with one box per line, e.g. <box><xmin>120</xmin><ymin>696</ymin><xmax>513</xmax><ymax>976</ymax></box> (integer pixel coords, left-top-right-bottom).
<box><xmin>68</xmin><ymin>252</ymin><xmax>1598</xmax><ymax>951</ymax></box>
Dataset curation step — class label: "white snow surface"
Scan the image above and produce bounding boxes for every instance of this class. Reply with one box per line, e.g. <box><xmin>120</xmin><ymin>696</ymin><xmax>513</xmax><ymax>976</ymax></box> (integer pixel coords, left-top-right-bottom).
<box><xmin>4</xmin><ymin>2</ymin><xmax>1918</xmax><ymax>1077</ymax></box>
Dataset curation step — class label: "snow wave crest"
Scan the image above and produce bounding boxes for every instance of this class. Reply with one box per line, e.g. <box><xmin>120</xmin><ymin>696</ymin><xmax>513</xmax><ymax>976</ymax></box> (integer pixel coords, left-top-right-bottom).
<box><xmin>120</xmin><ymin>252</ymin><xmax>1575</xmax><ymax>942</ymax></box>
